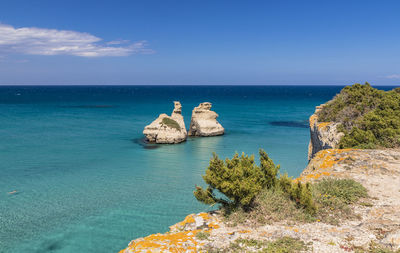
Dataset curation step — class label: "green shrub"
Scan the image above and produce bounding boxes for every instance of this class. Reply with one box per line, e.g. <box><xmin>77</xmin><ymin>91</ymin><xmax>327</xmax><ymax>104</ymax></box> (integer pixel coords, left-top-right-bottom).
<box><xmin>161</xmin><ymin>117</ymin><xmax>181</xmax><ymax>131</ymax></box>
<box><xmin>194</xmin><ymin>150</ymin><xmax>316</xmax><ymax>214</ymax></box>
<box><xmin>194</xmin><ymin>150</ymin><xmax>280</xmax><ymax>208</ymax></box>
<box><xmin>318</xmin><ymin>83</ymin><xmax>400</xmax><ymax>149</ymax></box>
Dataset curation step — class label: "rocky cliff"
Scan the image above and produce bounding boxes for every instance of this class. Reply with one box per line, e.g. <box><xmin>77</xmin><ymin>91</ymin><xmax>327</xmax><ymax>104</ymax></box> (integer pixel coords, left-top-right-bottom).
<box><xmin>308</xmin><ymin>104</ymin><xmax>344</xmax><ymax>161</ymax></box>
<box><xmin>143</xmin><ymin>101</ymin><xmax>187</xmax><ymax>144</ymax></box>
<box><xmin>188</xmin><ymin>102</ymin><xmax>224</xmax><ymax>137</ymax></box>
<box><xmin>123</xmin><ymin>104</ymin><xmax>400</xmax><ymax>252</ymax></box>
<box><xmin>120</xmin><ymin>148</ymin><xmax>400</xmax><ymax>252</ymax></box>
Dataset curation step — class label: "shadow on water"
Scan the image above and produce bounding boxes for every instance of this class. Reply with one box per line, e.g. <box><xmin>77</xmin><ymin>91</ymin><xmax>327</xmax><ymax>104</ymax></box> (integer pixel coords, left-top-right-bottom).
<box><xmin>269</xmin><ymin>120</ymin><xmax>309</xmax><ymax>128</ymax></box>
<box><xmin>132</xmin><ymin>138</ymin><xmax>162</xmax><ymax>150</ymax></box>
<box><xmin>36</xmin><ymin>240</ymin><xmax>63</xmax><ymax>253</ymax></box>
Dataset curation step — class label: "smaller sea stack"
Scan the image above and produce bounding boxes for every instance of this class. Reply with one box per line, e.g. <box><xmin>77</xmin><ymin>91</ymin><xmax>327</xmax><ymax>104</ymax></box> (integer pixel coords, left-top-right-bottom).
<box><xmin>188</xmin><ymin>102</ymin><xmax>224</xmax><ymax>137</ymax></box>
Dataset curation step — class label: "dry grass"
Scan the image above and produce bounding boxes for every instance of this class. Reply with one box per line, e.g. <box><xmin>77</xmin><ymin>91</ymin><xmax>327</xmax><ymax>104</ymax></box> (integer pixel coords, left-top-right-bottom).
<box><xmin>313</xmin><ymin>178</ymin><xmax>368</xmax><ymax>225</ymax></box>
<box><xmin>224</xmin><ymin>188</ymin><xmax>313</xmax><ymax>226</ymax></box>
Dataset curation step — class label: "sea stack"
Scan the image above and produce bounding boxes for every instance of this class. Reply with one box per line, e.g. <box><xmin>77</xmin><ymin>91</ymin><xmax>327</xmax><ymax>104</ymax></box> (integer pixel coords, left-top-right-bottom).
<box><xmin>188</xmin><ymin>102</ymin><xmax>224</xmax><ymax>137</ymax></box>
<box><xmin>143</xmin><ymin>101</ymin><xmax>187</xmax><ymax>144</ymax></box>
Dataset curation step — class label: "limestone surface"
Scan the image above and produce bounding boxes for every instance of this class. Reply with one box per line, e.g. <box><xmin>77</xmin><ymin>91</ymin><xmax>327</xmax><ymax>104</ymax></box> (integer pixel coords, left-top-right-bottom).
<box><xmin>188</xmin><ymin>102</ymin><xmax>224</xmax><ymax>137</ymax></box>
<box><xmin>143</xmin><ymin>101</ymin><xmax>187</xmax><ymax>144</ymax></box>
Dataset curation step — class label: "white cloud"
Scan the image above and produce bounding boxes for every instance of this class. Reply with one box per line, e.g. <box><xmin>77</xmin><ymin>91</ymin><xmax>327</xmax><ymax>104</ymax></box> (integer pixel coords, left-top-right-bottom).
<box><xmin>0</xmin><ymin>24</ymin><xmax>152</xmax><ymax>57</ymax></box>
<box><xmin>386</xmin><ymin>74</ymin><xmax>400</xmax><ymax>79</ymax></box>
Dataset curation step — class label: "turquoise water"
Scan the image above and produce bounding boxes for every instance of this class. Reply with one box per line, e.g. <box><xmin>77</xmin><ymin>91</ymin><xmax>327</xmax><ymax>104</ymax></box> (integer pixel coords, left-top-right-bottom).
<box><xmin>0</xmin><ymin>85</ymin><xmax>392</xmax><ymax>252</ymax></box>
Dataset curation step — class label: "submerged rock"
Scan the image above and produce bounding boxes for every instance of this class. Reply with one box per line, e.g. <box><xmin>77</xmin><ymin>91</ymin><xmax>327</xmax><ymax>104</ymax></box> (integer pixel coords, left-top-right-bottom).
<box><xmin>188</xmin><ymin>102</ymin><xmax>224</xmax><ymax>137</ymax></box>
<box><xmin>143</xmin><ymin>101</ymin><xmax>187</xmax><ymax>144</ymax></box>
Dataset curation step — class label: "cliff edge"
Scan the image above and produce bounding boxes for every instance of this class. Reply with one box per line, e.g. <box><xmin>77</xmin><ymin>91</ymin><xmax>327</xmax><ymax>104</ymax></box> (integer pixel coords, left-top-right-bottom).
<box><xmin>120</xmin><ymin>148</ymin><xmax>400</xmax><ymax>252</ymax></box>
<box><xmin>308</xmin><ymin>104</ymin><xmax>344</xmax><ymax>161</ymax></box>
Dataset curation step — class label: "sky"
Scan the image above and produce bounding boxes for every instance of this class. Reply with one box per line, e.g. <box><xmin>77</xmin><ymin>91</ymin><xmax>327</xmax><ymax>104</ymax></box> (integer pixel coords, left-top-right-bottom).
<box><xmin>0</xmin><ymin>0</ymin><xmax>399</xmax><ymax>85</ymax></box>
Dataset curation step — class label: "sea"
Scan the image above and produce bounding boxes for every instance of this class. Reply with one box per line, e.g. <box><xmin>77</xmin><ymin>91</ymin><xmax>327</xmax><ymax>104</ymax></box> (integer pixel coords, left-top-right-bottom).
<box><xmin>0</xmin><ymin>85</ymin><xmax>395</xmax><ymax>252</ymax></box>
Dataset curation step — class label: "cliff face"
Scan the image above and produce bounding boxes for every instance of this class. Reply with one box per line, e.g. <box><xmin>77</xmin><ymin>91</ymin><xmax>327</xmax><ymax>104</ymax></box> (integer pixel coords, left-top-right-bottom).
<box><xmin>308</xmin><ymin>104</ymin><xmax>344</xmax><ymax>161</ymax></box>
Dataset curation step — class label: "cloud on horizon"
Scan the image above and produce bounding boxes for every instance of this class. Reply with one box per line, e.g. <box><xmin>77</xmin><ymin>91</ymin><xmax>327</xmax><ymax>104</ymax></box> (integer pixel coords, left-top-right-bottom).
<box><xmin>0</xmin><ymin>24</ymin><xmax>152</xmax><ymax>57</ymax></box>
<box><xmin>385</xmin><ymin>74</ymin><xmax>400</xmax><ymax>79</ymax></box>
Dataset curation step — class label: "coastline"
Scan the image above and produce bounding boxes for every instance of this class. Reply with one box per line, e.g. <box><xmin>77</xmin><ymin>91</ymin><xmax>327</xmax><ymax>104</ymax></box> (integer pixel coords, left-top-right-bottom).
<box><xmin>119</xmin><ymin>105</ymin><xmax>400</xmax><ymax>253</ymax></box>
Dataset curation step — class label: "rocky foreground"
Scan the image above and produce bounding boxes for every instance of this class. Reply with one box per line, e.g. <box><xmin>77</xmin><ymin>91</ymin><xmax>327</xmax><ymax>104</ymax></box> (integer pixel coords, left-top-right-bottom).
<box><xmin>120</xmin><ymin>148</ymin><xmax>400</xmax><ymax>252</ymax></box>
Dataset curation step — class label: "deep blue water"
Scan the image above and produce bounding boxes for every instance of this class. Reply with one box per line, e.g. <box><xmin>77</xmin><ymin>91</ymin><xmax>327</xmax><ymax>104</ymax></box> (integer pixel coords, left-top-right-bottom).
<box><xmin>0</xmin><ymin>85</ymin><xmax>395</xmax><ymax>253</ymax></box>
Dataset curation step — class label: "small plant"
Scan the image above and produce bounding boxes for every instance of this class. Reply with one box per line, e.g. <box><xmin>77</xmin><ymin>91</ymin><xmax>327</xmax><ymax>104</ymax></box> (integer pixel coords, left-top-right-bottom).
<box><xmin>209</xmin><ymin>237</ymin><xmax>308</xmax><ymax>253</ymax></box>
<box><xmin>314</xmin><ymin>178</ymin><xmax>367</xmax><ymax>204</ymax></box>
<box><xmin>313</xmin><ymin>178</ymin><xmax>368</xmax><ymax>224</ymax></box>
<box><xmin>264</xmin><ymin>237</ymin><xmax>309</xmax><ymax>253</ymax></box>
<box><xmin>195</xmin><ymin>231</ymin><xmax>210</xmax><ymax>240</ymax></box>
<box><xmin>161</xmin><ymin>117</ymin><xmax>181</xmax><ymax>131</ymax></box>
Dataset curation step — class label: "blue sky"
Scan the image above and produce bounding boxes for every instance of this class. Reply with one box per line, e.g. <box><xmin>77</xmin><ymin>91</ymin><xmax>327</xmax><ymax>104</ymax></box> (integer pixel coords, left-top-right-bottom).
<box><xmin>0</xmin><ymin>0</ymin><xmax>399</xmax><ymax>85</ymax></box>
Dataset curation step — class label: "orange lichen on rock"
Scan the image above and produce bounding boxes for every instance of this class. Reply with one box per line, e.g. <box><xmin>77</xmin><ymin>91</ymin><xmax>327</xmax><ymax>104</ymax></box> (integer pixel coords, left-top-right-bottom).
<box><xmin>315</xmin><ymin>149</ymin><xmax>354</xmax><ymax>169</ymax></box>
<box><xmin>120</xmin><ymin>230</ymin><xmax>202</xmax><ymax>253</ymax></box>
<box><xmin>296</xmin><ymin>149</ymin><xmax>357</xmax><ymax>182</ymax></box>
<box><xmin>169</xmin><ymin>214</ymin><xmax>196</xmax><ymax>231</ymax></box>
<box><xmin>317</xmin><ymin>122</ymin><xmax>332</xmax><ymax>130</ymax></box>
<box><xmin>120</xmin><ymin>213</ymin><xmax>221</xmax><ymax>253</ymax></box>
<box><xmin>208</xmin><ymin>222</ymin><xmax>220</xmax><ymax>229</ymax></box>
<box><xmin>309</xmin><ymin>114</ymin><xmax>318</xmax><ymax>127</ymax></box>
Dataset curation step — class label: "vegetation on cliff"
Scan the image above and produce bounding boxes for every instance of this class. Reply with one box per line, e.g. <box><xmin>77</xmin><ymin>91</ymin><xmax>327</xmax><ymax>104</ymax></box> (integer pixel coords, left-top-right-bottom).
<box><xmin>194</xmin><ymin>150</ymin><xmax>368</xmax><ymax>226</ymax></box>
<box><xmin>194</xmin><ymin>150</ymin><xmax>316</xmax><ymax>215</ymax></box>
<box><xmin>318</xmin><ymin>83</ymin><xmax>400</xmax><ymax>149</ymax></box>
<box><xmin>161</xmin><ymin>117</ymin><xmax>181</xmax><ymax>131</ymax></box>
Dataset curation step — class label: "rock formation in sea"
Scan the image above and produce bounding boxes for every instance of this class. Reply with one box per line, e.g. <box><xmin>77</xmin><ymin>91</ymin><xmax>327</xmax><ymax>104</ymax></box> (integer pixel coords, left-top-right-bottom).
<box><xmin>308</xmin><ymin>104</ymin><xmax>344</xmax><ymax>161</ymax></box>
<box><xmin>188</xmin><ymin>102</ymin><xmax>224</xmax><ymax>137</ymax></box>
<box><xmin>143</xmin><ymin>101</ymin><xmax>187</xmax><ymax>144</ymax></box>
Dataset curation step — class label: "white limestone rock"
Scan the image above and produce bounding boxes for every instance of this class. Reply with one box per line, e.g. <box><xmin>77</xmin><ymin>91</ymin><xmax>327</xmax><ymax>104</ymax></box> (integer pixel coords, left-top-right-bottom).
<box><xmin>143</xmin><ymin>101</ymin><xmax>187</xmax><ymax>144</ymax></box>
<box><xmin>308</xmin><ymin>104</ymin><xmax>344</xmax><ymax>161</ymax></box>
<box><xmin>188</xmin><ymin>102</ymin><xmax>224</xmax><ymax>137</ymax></box>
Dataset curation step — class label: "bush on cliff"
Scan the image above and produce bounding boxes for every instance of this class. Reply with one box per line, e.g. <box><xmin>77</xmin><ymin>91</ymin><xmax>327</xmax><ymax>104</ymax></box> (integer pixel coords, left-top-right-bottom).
<box><xmin>318</xmin><ymin>83</ymin><xmax>400</xmax><ymax>149</ymax></box>
<box><xmin>194</xmin><ymin>150</ymin><xmax>316</xmax><ymax>214</ymax></box>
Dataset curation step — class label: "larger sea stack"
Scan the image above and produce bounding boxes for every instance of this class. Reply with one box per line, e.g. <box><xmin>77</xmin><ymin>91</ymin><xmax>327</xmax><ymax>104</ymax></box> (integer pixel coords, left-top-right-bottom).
<box><xmin>143</xmin><ymin>101</ymin><xmax>187</xmax><ymax>144</ymax></box>
<box><xmin>188</xmin><ymin>102</ymin><xmax>224</xmax><ymax>137</ymax></box>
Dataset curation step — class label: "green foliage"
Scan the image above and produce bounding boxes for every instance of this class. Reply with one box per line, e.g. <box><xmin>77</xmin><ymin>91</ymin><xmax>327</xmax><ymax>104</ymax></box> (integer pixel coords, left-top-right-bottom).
<box><xmin>314</xmin><ymin>178</ymin><xmax>367</xmax><ymax>204</ymax></box>
<box><xmin>317</xmin><ymin>83</ymin><xmax>400</xmax><ymax>149</ymax></box>
<box><xmin>161</xmin><ymin>117</ymin><xmax>181</xmax><ymax>131</ymax></box>
<box><xmin>287</xmin><ymin>181</ymin><xmax>316</xmax><ymax>215</ymax></box>
<box><xmin>195</xmin><ymin>231</ymin><xmax>210</xmax><ymax>240</ymax></box>
<box><xmin>194</xmin><ymin>150</ymin><xmax>280</xmax><ymax>207</ymax></box>
<box><xmin>194</xmin><ymin>150</ymin><xmax>316</xmax><ymax>215</ymax></box>
<box><xmin>313</xmin><ymin>178</ymin><xmax>368</xmax><ymax>224</ymax></box>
